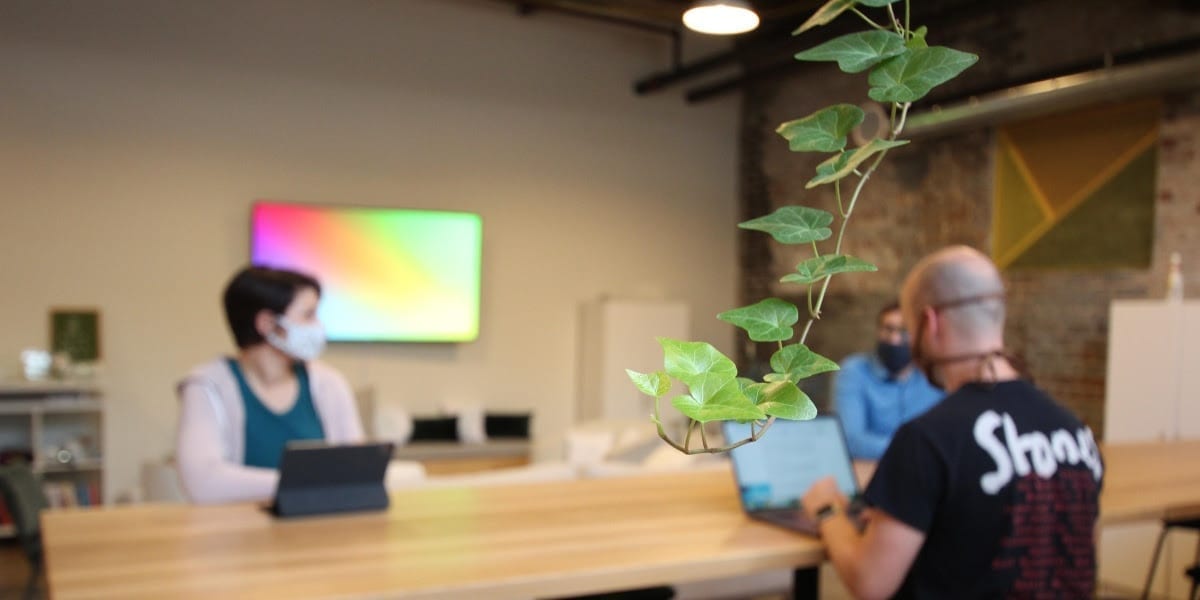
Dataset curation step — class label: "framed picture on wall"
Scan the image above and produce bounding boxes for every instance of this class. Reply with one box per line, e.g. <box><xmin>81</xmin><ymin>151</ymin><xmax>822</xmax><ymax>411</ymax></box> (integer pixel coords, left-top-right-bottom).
<box><xmin>50</xmin><ymin>308</ymin><xmax>101</xmax><ymax>363</ymax></box>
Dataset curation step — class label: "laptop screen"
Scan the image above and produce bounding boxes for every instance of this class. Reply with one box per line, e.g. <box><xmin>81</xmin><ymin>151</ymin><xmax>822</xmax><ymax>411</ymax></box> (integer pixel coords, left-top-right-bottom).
<box><xmin>724</xmin><ymin>416</ymin><xmax>858</xmax><ymax>511</ymax></box>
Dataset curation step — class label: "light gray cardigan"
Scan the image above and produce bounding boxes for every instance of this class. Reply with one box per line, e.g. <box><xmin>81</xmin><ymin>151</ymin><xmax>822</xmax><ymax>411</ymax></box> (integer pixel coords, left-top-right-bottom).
<box><xmin>175</xmin><ymin>357</ymin><xmax>364</xmax><ymax>504</ymax></box>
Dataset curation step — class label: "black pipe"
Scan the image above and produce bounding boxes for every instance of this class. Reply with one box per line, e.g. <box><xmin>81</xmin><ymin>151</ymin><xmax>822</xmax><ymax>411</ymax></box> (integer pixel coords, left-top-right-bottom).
<box><xmin>514</xmin><ymin>2</ymin><xmax>677</xmax><ymax>36</ymax></box>
<box><xmin>633</xmin><ymin>20</ymin><xmax>801</xmax><ymax>96</ymax></box>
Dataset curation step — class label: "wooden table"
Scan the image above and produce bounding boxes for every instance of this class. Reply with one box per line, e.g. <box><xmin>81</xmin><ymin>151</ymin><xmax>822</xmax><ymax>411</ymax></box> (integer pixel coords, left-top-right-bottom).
<box><xmin>1099</xmin><ymin>439</ymin><xmax>1200</xmax><ymax>525</ymax></box>
<box><xmin>43</xmin><ymin>468</ymin><xmax>822</xmax><ymax>599</ymax></box>
<box><xmin>42</xmin><ymin>440</ymin><xmax>1200</xmax><ymax>599</ymax></box>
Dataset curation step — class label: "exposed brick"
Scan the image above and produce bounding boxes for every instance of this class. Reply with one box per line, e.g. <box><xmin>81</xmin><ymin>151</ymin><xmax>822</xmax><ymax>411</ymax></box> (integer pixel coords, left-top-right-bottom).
<box><xmin>739</xmin><ymin>0</ymin><xmax>1200</xmax><ymax>439</ymax></box>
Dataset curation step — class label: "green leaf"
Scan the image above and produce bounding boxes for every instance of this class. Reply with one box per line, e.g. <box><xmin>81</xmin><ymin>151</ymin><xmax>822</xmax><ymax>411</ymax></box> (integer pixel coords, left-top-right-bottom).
<box><xmin>794</xmin><ymin>0</ymin><xmax>856</xmax><ymax>34</ymax></box>
<box><xmin>741</xmin><ymin>381</ymin><xmax>766</xmax><ymax>404</ymax></box>
<box><xmin>806</xmin><ymin>138</ymin><xmax>909</xmax><ymax>188</ymax></box>
<box><xmin>857</xmin><ymin>0</ymin><xmax>900</xmax><ymax>5</ymax></box>
<box><xmin>755</xmin><ymin>381</ymin><xmax>818</xmax><ymax>420</ymax></box>
<box><xmin>770</xmin><ymin>343</ymin><xmax>840</xmax><ymax>382</ymax></box>
<box><xmin>671</xmin><ymin>379</ymin><xmax>765</xmax><ymax>423</ymax></box>
<box><xmin>738</xmin><ymin>206</ymin><xmax>834</xmax><ymax>244</ymax></box>
<box><xmin>868</xmin><ymin>46</ymin><xmax>979</xmax><ymax>104</ymax></box>
<box><xmin>795</xmin><ymin>31</ymin><xmax>906</xmax><ymax>74</ymax></box>
<box><xmin>626</xmin><ymin>369</ymin><xmax>671</xmax><ymax>398</ymax></box>
<box><xmin>906</xmin><ymin>25</ymin><xmax>928</xmax><ymax>50</ymax></box>
<box><xmin>659</xmin><ymin>338</ymin><xmax>737</xmax><ymax>388</ymax></box>
<box><xmin>776</xmin><ymin>104</ymin><xmax>864</xmax><ymax>153</ymax></box>
<box><xmin>717</xmin><ymin>298</ymin><xmax>799</xmax><ymax>343</ymax></box>
<box><xmin>780</xmin><ymin>254</ymin><xmax>878</xmax><ymax>285</ymax></box>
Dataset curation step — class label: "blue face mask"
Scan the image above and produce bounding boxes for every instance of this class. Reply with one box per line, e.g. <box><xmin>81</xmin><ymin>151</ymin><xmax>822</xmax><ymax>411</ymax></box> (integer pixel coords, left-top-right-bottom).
<box><xmin>876</xmin><ymin>340</ymin><xmax>911</xmax><ymax>376</ymax></box>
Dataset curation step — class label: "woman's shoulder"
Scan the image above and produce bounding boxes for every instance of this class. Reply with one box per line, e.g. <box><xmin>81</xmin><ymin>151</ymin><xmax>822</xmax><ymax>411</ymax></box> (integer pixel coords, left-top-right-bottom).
<box><xmin>304</xmin><ymin>360</ymin><xmax>352</xmax><ymax>392</ymax></box>
<box><xmin>180</xmin><ymin>357</ymin><xmax>234</xmax><ymax>387</ymax></box>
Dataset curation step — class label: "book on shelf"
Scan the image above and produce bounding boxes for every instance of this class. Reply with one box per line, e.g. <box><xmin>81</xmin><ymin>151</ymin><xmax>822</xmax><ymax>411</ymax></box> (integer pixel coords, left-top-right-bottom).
<box><xmin>41</xmin><ymin>480</ymin><xmax>100</xmax><ymax>508</ymax></box>
<box><xmin>0</xmin><ymin>495</ymin><xmax>10</xmax><ymax>526</ymax></box>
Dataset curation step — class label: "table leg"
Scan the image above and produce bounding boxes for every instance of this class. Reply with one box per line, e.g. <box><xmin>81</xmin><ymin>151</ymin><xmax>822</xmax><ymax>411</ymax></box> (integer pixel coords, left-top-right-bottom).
<box><xmin>793</xmin><ymin>566</ymin><xmax>819</xmax><ymax>599</ymax></box>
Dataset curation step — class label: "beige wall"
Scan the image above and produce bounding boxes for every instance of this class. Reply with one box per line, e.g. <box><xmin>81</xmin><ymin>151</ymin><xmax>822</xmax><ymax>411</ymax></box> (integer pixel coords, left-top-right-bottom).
<box><xmin>0</xmin><ymin>0</ymin><xmax>741</xmax><ymax>500</ymax></box>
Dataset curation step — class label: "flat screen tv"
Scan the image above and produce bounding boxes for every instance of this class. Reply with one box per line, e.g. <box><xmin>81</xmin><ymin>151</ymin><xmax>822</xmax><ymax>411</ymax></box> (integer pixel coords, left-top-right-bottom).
<box><xmin>250</xmin><ymin>201</ymin><xmax>482</xmax><ymax>342</ymax></box>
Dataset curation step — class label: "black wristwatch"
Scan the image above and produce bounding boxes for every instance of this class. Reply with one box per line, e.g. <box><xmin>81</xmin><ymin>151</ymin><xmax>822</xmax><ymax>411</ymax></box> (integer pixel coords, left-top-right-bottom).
<box><xmin>814</xmin><ymin>503</ymin><xmax>839</xmax><ymax>525</ymax></box>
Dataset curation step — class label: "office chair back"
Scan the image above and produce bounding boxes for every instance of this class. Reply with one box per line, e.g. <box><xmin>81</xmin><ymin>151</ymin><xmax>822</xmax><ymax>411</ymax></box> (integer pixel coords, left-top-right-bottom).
<box><xmin>0</xmin><ymin>463</ymin><xmax>48</xmax><ymax>565</ymax></box>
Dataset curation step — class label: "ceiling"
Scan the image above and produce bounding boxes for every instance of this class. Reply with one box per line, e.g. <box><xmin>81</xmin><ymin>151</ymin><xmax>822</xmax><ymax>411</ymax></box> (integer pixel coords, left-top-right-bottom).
<box><xmin>482</xmin><ymin>0</ymin><xmax>993</xmax><ymax>103</ymax></box>
<box><xmin>482</xmin><ymin>0</ymin><xmax>1200</xmax><ymax>107</ymax></box>
<box><xmin>486</xmin><ymin>1</ymin><xmax>823</xmax><ymax>31</ymax></box>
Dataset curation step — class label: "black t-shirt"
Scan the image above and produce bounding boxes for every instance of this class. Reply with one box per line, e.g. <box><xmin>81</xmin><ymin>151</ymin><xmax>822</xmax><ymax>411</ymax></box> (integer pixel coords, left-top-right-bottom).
<box><xmin>864</xmin><ymin>380</ymin><xmax>1104</xmax><ymax>599</ymax></box>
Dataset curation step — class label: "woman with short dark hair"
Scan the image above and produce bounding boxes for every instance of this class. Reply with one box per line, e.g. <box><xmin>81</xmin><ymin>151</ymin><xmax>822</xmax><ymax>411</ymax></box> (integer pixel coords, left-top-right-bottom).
<box><xmin>175</xmin><ymin>265</ymin><xmax>365</xmax><ymax>504</ymax></box>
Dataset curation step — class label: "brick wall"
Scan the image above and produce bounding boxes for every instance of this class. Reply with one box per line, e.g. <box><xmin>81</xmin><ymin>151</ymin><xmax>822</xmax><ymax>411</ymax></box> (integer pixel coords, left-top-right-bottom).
<box><xmin>738</xmin><ymin>1</ymin><xmax>1200</xmax><ymax>435</ymax></box>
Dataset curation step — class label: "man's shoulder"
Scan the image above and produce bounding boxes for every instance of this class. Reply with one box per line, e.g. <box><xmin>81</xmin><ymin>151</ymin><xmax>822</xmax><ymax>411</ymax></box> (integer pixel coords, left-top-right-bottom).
<box><xmin>906</xmin><ymin>379</ymin><xmax>1084</xmax><ymax>434</ymax></box>
<box><xmin>839</xmin><ymin>352</ymin><xmax>875</xmax><ymax>372</ymax></box>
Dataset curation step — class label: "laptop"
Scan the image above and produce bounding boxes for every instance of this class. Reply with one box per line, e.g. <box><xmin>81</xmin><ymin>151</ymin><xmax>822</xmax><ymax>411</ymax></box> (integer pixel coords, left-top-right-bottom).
<box><xmin>268</xmin><ymin>441</ymin><xmax>395</xmax><ymax>518</ymax></box>
<box><xmin>723</xmin><ymin>415</ymin><xmax>864</xmax><ymax>536</ymax></box>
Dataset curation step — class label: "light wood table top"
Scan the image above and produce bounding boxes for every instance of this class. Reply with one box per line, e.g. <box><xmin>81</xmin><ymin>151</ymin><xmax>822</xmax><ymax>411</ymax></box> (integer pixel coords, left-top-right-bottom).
<box><xmin>43</xmin><ymin>468</ymin><xmax>822</xmax><ymax>599</ymax></box>
<box><xmin>1099</xmin><ymin>439</ymin><xmax>1200</xmax><ymax>525</ymax></box>
<box><xmin>42</xmin><ymin>440</ymin><xmax>1200</xmax><ymax>599</ymax></box>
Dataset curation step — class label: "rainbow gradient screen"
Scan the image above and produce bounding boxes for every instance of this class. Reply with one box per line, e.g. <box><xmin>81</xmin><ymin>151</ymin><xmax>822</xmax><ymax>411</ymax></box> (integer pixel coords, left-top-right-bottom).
<box><xmin>251</xmin><ymin>202</ymin><xmax>482</xmax><ymax>342</ymax></box>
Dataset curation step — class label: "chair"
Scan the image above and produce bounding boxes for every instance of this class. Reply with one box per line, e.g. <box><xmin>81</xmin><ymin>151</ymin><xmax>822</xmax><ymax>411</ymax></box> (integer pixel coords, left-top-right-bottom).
<box><xmin>0</xmin><ymin>464</ymin><xmax>48</xmax><ymax>600</ymax></box>
<box><xmin>1142</xmin><ymin>516</ymin><xmax>1200</xmax><ymax>600</ymax></box>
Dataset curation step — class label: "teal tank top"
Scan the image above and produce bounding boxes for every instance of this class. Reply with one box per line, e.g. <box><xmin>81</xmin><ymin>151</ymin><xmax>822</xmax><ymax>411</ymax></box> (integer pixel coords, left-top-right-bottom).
<box><xmin>226</xmin><ymin>358</ymin><xmax>326</xmax><ymax>469</ymax></box>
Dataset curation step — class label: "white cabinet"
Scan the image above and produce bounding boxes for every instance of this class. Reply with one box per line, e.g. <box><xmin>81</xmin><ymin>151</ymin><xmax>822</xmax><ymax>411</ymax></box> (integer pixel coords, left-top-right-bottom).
<box><xmin>0</xmin><ymin>381</ymin><xmax>104</xmax><ymax>538</ymax></box>
<box><xmin>577</xmin><ymin>299</ymin><xmax>689</xmax><ymax>423</ymax></box>
<box><xmin>1101</xmin><ymin>300</ymin><xmax>1200</xmax><ymax>598</ymax></box>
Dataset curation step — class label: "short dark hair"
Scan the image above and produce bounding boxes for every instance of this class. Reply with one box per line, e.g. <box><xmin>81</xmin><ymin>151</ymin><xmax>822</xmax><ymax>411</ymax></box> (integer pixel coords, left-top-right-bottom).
<box><xmin>222</xmin><ymin>266</ymin><xmax>321</xmax><ymax>349</ymax></box>
<box><xmin>877</xmin><ymin>300</ymin><xmax>901</xmax><ymax>325</ymax></box>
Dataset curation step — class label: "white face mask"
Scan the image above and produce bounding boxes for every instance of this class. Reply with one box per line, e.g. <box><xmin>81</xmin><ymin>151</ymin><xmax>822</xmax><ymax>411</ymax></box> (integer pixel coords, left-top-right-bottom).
<box><xmin>265</xmin><ymin>315</ymin><xmax>327</xmax><ymax>361</ymax></box>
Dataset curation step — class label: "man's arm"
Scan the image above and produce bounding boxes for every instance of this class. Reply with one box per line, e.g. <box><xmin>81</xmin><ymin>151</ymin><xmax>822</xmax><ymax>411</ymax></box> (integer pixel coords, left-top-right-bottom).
<box><xmin>804</xmin><ymin>478</ymin><xmax>925</xmax><ymax>600</ymax></box>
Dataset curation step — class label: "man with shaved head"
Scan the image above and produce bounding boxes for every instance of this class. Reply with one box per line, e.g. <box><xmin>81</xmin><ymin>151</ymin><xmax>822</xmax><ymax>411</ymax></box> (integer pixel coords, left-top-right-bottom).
<box><xmin>803</xmin><ymin>246</ymin><xmax>1103</xmax><ymax>599</ymax></box>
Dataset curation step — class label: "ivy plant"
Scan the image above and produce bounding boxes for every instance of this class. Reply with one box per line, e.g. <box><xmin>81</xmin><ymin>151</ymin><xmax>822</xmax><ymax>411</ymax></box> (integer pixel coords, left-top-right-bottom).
<box><xmin>627</xmin><ymin>0</ymin><xmax>977</xmax><ymax>454</ymax></box>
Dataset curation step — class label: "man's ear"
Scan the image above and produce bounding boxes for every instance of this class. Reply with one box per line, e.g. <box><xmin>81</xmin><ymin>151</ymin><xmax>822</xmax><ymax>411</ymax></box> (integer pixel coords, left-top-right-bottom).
<box><xmin>921</xmin><ymin>305</ymin><xmax>940</xmax><ymax>341</ymax></box>
<box><xmin>254</xmin><ymin>310</ymin><xmax>279</xmax><ymax>339</ymax></box>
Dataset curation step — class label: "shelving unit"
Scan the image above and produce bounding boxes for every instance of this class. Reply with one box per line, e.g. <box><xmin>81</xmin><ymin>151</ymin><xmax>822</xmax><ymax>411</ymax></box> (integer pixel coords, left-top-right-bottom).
<box><xmin>0</xmin><ymin>380</ymin><xmax>104</xmax><ymax>539</ymax></box>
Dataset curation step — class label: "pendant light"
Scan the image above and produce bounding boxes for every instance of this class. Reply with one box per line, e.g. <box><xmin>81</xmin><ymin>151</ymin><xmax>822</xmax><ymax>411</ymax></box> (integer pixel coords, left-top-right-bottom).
<box><xmin>682</xmin><ymin>1</ymin><xmax>760</xmax><ymax>35</ymax></box>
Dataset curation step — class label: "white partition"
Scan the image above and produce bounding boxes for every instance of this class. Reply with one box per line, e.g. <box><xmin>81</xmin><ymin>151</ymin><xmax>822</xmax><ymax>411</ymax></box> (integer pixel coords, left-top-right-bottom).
<box><xmin>578</xmin><ymin>299</ymin><xmax>689</xmax><ymax>423</ymax></box>
<box><xmin>1101</xmin><ymin>300</ymin><xmax>1200</xmax><ymax>598</ymax></box>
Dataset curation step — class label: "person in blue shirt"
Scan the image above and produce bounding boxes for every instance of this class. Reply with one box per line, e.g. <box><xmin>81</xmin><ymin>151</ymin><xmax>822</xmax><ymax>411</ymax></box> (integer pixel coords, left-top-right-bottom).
<box><xmin>834</xmin><ymin>301</ymin><xmax>943</xmax><ymax>460</ymax></box>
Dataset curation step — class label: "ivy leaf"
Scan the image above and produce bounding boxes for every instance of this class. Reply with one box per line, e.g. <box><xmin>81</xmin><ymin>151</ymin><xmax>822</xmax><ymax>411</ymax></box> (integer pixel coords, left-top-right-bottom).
<box><xmin>754</xmin><ymin>381</ymin><xmax>818</xmax><ymax>420</ymax></box>
<box><xmin>794</xmin><ymin>0</ymin><xmax>855</xmax><ymax>34</ymax></box>
<box><xmin>770</xmin><ymin>343</ymin><xmax>840</xmax><ymax>382</ymax></box>
<box><xmin>868</xmin><ymin>46</ymin><xmax>979</xmax><ymax>104</ymax></box>
<box><xmin>741</xmin><ymin>380</ymin><xmax>766</xmax><ymax>404</ymax></box>
<box><xmin>717</xmin><ymin>298</ymin><xmax>799</xmax><ymax>342</ymax></box>
<box><xmin>806</xmin><ymin>138</ymin><xmax>910</xmax><ymax>188</ymax></box>
<box><xmin>906</xmin><ymin>25</ymin><xmax>929</xmax><ymax>50</ymax></box>
<box><xmin>671</xmin><ymin>379</ymin><xmax>766</xmax><ymax>423</ymax></box>
<box><xmin>780</xmin><ymin>254</ymin><xmax>878</xmax><ymax>285</ymax></box>
<box><xmin>684</xmin><ymin>372</ymin><xmax>737</xmax><ymax>406</ymax></box>
<box><xmin>795</xmin><ymin>31</ymin><xmax>906</xmax><ymax>74</ymax></box>
<box><xmin>659</xmin><ymin>338</ymin><xmax>737</xmax><ymax>388</ymax></box>
<box><xmin>626</xmin><ymin>369</ymin><xmax>671</xmax><ymax>398</ymax></box>
<box><xmin>776</xmin><ymin>104</ymin><xmax>864</xmax><ymax>153</ymax></box>
<box><xmin>739</xmin><ymin>206</ymin><xmax>834</xmax><ymax>244</ymax></box>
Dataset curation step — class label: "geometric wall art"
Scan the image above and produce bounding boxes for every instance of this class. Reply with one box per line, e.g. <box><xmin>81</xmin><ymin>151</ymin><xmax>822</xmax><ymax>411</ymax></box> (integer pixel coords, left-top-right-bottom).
<box><xmin>992</xmin><ymin>99</ymin><xmax>1159</xmax><ymax>269</ymax></box>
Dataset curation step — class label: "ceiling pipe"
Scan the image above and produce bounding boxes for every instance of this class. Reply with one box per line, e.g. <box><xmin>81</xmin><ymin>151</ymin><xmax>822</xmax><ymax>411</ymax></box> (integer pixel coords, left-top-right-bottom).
<box><xmin>633</xmin><ymin>20</ymin><xmax>816</xmax><ymax>96</ymax></box>
<box><xmin>513</xmin><ymin>2</ymin><xmax>678</xmax><ymax>36</ymax></box>
<box><xmin>905</xmin><ymin>50</ymin><xmax>1200</xmax><ymax>137</ymax></box>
